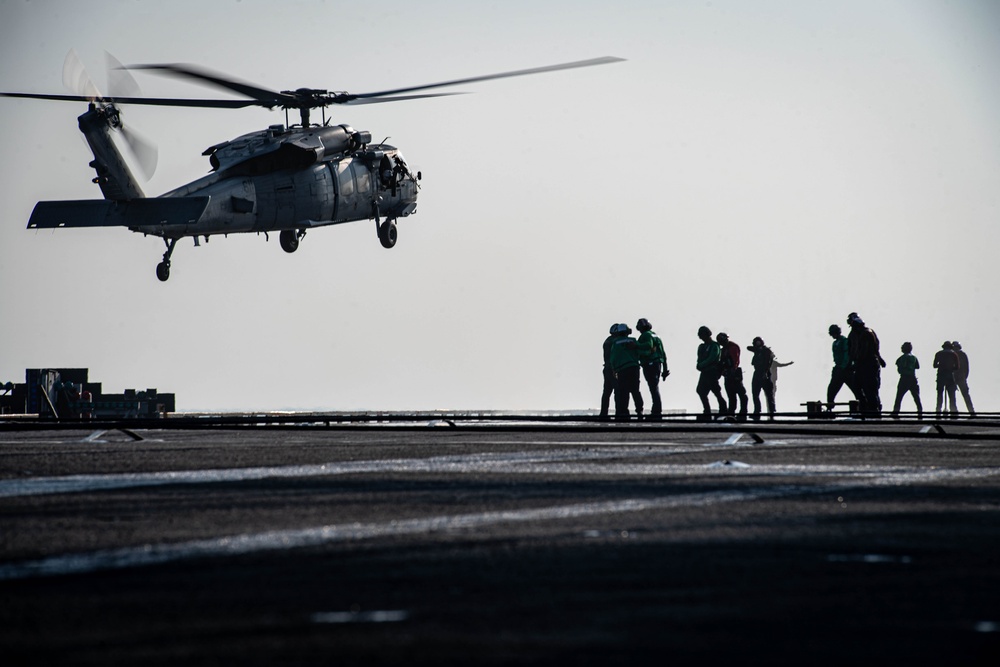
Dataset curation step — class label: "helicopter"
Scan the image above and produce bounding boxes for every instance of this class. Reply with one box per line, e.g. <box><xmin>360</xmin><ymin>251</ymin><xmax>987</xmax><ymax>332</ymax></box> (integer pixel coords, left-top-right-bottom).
<box><xmin>1</xmin><ymin>55</ymin><xmax>623</xmax><ymax>281</ymax></box>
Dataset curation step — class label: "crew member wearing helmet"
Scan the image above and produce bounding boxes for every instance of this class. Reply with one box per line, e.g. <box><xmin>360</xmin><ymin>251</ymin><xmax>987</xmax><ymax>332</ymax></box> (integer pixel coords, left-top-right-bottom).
<box><xmin>600</xmin><ymin>324</ymin><xmax>619</xmax><ymax>420</ymax></box>
<box><xmin>636</xmin><ymin>318</ymin><xmax>669</xmax><ymax>420</ymax></box>
<box><xmin>826</xmin><ymin>324</ymin><xmax>856</xmax><ymax>412</ymax></box>
<box><xmin>846</xmin><ymin>312</ymin><xmax>886</xmax><ymax>416</ymax></box>
<box><xmin>609</xmin><ymin>323</ymin><xmax>643</xmax><ymax>421</ymax></box>
<box><xmin>716</xmin><ymin>332</ymin><xmax>747</xmax><ymax>421</ymax></box>
<box><xmin>696</xmin><ymin>326</ymin><xmax>728</xmax><ymax>420</ymax></box>
<box><xmin>747</xmin><ymin>337</ymin><xmax>776</xmax><ymax>420</ymax></box>
<box><xmin>952</xmin><ymin>342</ymin><xmax>976</xmax><ymax>417</ymax></box>
<box><xmin>933</xmin><ymin>341</ymin><xmax>960</xmax><ymax>418</ymax></box>
<box><xmin>890</xmin><ymin>342</ymin><xmax>922</xmax><ymax>419</ymax></box>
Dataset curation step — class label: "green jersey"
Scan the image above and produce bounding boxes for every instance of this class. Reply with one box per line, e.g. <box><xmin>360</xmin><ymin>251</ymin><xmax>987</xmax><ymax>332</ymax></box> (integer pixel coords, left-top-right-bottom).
<box><xmin>637</xmin><ymin>330</ymin><xmax>667</xmax><ymax>365</ymax></box>
<box><xmin>610</xmin><ymin>336</ymin><xmax>640</xmax><ymax>372</ymax></box>
<box><xmin>697</xmin><ymin>340</ymin><xmax>722</xmax><ymax>371</ymax></box>
<box><xmin>895</xmin><ymin>353</ymin><xmax>919</xmax><ymax>377</ymax></box>
<box><xmin>832</xmin><ymin>336</ymin><xmax>850</xmax><ymax>369</ymax></box>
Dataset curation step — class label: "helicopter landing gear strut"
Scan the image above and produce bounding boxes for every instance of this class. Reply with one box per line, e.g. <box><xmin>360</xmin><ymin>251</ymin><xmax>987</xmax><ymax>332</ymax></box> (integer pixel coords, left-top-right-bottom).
<box><xmin>377</xmin><ymin>219</ymin><xmax>397</xmax><ymax>249</ymax></box>
<box><xmin>280</xmin><ymin>229</ymin><xmax>305</xmax><ymax>253</ymax></box>
<box><xmin>156</xmin><ymin>238</ymin><xmax>178</xmax><ymax>282</ymax></box>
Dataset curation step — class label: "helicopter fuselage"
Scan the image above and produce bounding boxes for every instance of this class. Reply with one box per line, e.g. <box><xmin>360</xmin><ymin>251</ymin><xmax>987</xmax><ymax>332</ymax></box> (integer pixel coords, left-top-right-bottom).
<box><xmin>27</xmin><ymin>104</ymin><xmax>419</xmax><ymax>280</ymax></box>
<box><xmin>150</xmin><ymin>123</ymin><xmax>418</xmax><ymax>239</ymax></box>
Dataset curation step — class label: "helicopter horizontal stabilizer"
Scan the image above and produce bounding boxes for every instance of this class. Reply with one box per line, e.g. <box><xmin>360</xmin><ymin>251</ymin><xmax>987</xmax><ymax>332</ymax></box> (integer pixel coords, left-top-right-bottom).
<box><xmin>27</xmin><ymin>197</ymin><xmax>209</xmax><ymax>230</ymax></box>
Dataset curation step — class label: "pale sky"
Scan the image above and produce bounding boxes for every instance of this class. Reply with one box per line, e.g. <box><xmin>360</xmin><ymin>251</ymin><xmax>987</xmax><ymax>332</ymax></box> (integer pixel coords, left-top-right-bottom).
<box><xmin>2</xmin><ymin>0</ymin><xmax>999</xmax><ymax>413</ymax></box>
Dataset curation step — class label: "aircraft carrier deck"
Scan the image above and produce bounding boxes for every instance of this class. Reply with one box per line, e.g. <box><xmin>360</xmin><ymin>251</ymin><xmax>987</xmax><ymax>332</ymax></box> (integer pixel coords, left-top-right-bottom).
<box><xmin>2</xmin><ymin>413</ymin><xmax>999</xmax><ymax>665</ymax></box>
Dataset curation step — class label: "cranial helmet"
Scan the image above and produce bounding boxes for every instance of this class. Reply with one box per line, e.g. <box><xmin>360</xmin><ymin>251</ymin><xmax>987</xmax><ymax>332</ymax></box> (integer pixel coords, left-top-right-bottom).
<box><xmin>829</xmin><ymin>324</ymin><xmax>841</xmax><ymax>335</ymax></box>
<box><xmin>609</xmin><ymin>323</ymin><xmax>619</xmax><ymax>335</ymax></box>
<box><xmin>636</xmin><ymin>318</ymin><xmax>652</xmax><ymax>332</ymax></box>
<box><xmin>698</xmin><ymin>325</ymin><xmax>712</xmax><ymax>338</ymax></box>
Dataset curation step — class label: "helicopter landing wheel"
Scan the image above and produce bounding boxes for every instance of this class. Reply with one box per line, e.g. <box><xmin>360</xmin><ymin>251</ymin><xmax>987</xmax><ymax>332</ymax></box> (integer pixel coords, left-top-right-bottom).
<box><xmin>279</xmin><ymin>230</ymin><xmax>300</xmax><ymax>253</ymax></box>
<box><xmin>157</xmin><ymin>237</ymin><xmax>178</xmax><ymax>282</ymax></box>
<box><xmin>156</xmin><ymin>261</ymin><xmax>171</xmax><ymax>282</ymax></box>
<box><xmin>378</xmin><ymin>220</ymin><xmax>397</xmax><ymax>249</ymax></box>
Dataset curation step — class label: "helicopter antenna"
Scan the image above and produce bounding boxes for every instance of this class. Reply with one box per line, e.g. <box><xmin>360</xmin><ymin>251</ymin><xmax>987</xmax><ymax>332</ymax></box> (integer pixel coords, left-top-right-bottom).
<box><xmin>380</xmin><ymin>136</ymin><xmax>390</xmax><ymax>145</ymax></box>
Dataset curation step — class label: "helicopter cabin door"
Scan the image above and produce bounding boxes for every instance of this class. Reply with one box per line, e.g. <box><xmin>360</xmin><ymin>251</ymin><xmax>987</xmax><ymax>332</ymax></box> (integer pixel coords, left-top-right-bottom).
<box><xmin>333</xmin><ymin>158</ymin><xmax>372</xmax><ymax>223</ymax></box>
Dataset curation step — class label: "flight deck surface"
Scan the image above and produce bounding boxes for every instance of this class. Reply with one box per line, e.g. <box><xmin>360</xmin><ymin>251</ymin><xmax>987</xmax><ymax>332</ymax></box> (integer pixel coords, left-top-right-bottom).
<box><xmin>1</xmin><ymin>418</ymin><xmax>999</xmax><ymax>664</ymax></box>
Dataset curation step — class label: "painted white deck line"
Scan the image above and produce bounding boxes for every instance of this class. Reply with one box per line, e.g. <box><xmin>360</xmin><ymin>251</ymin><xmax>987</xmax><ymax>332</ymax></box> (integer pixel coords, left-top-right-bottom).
<box><xmin>2</xmin><ymin>446</ymin><xmax>998</xmax><ymax>499</ymax></box>
<box><xmin>0</xmin><ymin>487</ymin><xmax>799</xmax><ymax>580</ymax></box>
<box><xmin>0</xmin><ymin>449</ymin><xmax>652</xmax><ymax>498</ymax></box>
<box><xmin>1</xmin><ymin>460</ymin><xmax>997</xmax><ymax>581</ymax></box>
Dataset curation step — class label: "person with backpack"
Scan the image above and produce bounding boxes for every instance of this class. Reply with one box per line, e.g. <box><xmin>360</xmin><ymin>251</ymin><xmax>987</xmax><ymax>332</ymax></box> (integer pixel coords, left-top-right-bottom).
<box><xmin>716</xmin><ymin>332</ymin><xmax>748</xmax><ymax>421</ymax></box>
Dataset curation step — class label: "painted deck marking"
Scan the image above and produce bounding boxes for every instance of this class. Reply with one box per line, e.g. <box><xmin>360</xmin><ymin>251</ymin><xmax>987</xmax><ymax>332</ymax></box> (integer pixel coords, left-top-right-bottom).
<box><xmin>0</xmin><ymin>487</ymin><xmax>799</xmax><ymax>580</ymax></box>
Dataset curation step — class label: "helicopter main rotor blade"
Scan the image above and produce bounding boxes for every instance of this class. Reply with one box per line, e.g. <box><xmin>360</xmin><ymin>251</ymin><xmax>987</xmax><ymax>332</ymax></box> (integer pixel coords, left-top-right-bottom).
<box><xmin>0</xmin><ymin>91</ymin><xmax>259</xmax><ymax>109</ymax></box>
<box><xmin>341</xmin><ymin>92</ymin><xmax>467</xmax><ymax>105</ymax></box>
<box><xmin>104</xmin><ymin>96</ymin><xmax>260</xmax><ymax>109</ymax></box>
<box><xmin>0</xmin><ymin>91</ymin><xmax>96</xmax><ymax>103</ymax></box>
<box><xmin>124</xmin><ymin>63</ymin><xmax>297</xmax><ymax>108</ymax></box>
<box><xmin>6</xmin><ymin>55</ymin><xmax>623</xmax><ymax>116</ymax></box>
<box><xmin>344</xmin><ymin>56</ymin><xmax>625</xmax><ymax>102</ymax></box>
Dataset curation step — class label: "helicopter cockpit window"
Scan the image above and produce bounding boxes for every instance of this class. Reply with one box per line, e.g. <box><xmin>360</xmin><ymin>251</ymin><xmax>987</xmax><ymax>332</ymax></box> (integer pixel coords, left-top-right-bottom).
<box><xmin>353</xmin><ymin>164</ymin><xmax>370</xmax><ymax>195</ymax></box>
<box><xmin>336</xmin><ymin>161</ymin><xmax>355</xmax><ymax>197</ymax></box>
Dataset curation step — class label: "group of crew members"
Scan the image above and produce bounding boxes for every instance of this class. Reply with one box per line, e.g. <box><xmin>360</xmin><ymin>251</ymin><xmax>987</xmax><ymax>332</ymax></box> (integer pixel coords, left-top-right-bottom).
<box><xmin>602</xmin><ymin>312</ymin><xmax>976</xmax><ymax>422</ymax></box>
<box><xmin>827</xmin><ymin>312</ymin><xmax>976</xmax><ymax>419</ymax></box>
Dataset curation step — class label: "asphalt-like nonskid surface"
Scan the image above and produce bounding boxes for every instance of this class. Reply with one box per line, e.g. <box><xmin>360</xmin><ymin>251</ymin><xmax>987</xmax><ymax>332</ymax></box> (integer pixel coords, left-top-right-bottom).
<box><xmin>2</xmin><ymin>423</ymin><xmax>999</xmax><ymax>665</ymax></box>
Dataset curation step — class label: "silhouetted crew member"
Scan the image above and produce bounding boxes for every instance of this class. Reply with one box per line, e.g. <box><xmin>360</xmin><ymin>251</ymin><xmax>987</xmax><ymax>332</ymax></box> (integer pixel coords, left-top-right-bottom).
<box><xmin>933</xmin><ymin>341</ymin><xmax>960</xmax><ymax>418</ymax></box>
<box><xmin>747</xmin><ymin>337</ymin><xmax>776</xmax><ymax>420</ymax></box>
<box><xmin>696</xmin><ymin>326</ymin><xmax>728</xmax><ymax>419</ymax></box>
<box><xmin>826</xmin><ymin>324</ymin><xmax>856</xmax><ymax>411</ymax></box>
<box><xmin>890</xmin><ymin>342</ymin><xmax>922</xmax><ymax>419</ymax></box>
<box><xmin>636</xmin><ymin>318</ymin><xmax>669</xmax><ymax>420</ymax></box>
<box><xmin>846</xmin><ymin>313</ymin><xmax>886</xmax><ymax>416</ymax></box>
<box><xmin>600</xmin><ymin>324</ymin><xmax>618</xmax><ymax>420</ymax></box>
<box><xmin>952</xmin><ymin>342</ymin><xmax>976</xmax><ymax>417</ymax></box>
<box><xmin>716</xmin><ymin>332</ymin><xmax>747</xmax><ymax>421</ymax></box>
<box><xmin>609</xmin><ymin>323</ymin><xmax>643</xmax><ymax>421</ymax></box>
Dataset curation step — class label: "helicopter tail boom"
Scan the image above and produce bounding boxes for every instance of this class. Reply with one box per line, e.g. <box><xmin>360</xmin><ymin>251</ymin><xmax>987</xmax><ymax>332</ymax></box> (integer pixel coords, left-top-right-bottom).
<box><xmin>27</xmin><ymin>197</ymin><xmax>209</xmax><ymax>231</ymax></box>
<box><xmin>78</xmin><ymin>103</ymin><xmax>148</xmax><ymax>201</ymax></box>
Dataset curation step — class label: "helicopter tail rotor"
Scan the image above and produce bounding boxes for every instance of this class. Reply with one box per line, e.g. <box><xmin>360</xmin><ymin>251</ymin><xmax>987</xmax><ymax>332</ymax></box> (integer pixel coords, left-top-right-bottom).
<box><xmin>60</xmin><ymin>50</ymin><xmax>159</xmax><ymax>180</ymax></box>
<box><xmin>118</xmin><ymin>123</ymin><xmax>159</xmax><ymax>181</ymax></box>
<box><xmin>105</xmin><ymin>52</ymin><xmax>159</xmax><ymax>179</ymax></box>
<box><xmin>105</xmin><ymin>51</ymin><xmax>141</xmax><ymax>98</ymax></box>
<box><xmin>62</xmin><ymin>49</ymin><xmax>101</xmax><ymax>101</ymax></box>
